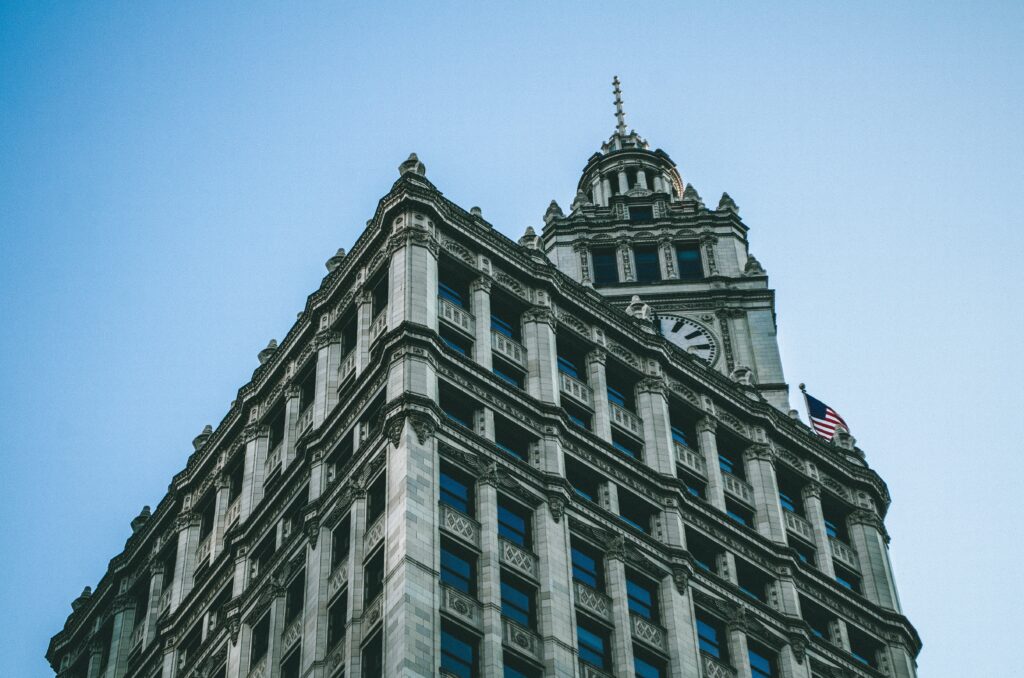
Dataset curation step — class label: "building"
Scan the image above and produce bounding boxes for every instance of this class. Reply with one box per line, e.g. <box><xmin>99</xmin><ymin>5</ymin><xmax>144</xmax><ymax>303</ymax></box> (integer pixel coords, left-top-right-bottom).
<box><xmin>46</xmin><ymin>80</ymin><xmax>921</xmax><ymax>678</ymax></box>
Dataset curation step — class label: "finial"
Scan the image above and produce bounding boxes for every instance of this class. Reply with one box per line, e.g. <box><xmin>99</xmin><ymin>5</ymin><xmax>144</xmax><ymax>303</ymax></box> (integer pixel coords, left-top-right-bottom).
<box><xmin>544</xmin><ymin>200</ymin><xmax>564</xmax><ymax>224</ymax></box>
<box><xmin>612</xmin><ymin>76</ymin><xmax>627</xmax><ymax>135</ymax></box>
<box><xmin>398</xmin><ymin>153</ymin><xmax>426</xmax><ymax>177</ymax></box>
<box><xmin>325</xmin><ymin>247</ymin><xmax>346</xmax><ymax>272</ymax></box>
<box><xmin>257</xmin><ymin>340</ymin><xmax>278</xmax><ymax>365</ymax></box>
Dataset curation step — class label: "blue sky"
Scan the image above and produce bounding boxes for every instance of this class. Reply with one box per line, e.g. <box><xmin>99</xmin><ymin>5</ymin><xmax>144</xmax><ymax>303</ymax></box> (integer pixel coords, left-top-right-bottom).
<box><xmin>2</xmin><ymin>2</ymin><xmax>1021</xmax><ymax>675</ymax></box>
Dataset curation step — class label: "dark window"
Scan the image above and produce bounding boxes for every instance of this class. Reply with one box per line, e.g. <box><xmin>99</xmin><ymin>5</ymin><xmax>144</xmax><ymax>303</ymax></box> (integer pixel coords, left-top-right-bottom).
<box><xmin>494</xmin><ymin>417</ymin><xmax>532</xmax><ymax>462</ymax></box>
<box><xmin>848</xmin><ymin>626</ymin><xmax>882</xmax><ymax>668</ymax></box>
<box><xmin>800</xmin><ymin>596</ymin><xmax>834</xmax><ymax>642</ymax></box>
<box><xmin>370</xmin><ymin>274</ymin><xmax>388</xmax><ymax>317</ymax></box>
<box><xmin>299</xmin><ymin>367</ymin><xmax>316</xmax><ymax>415</ymax></box>
<box><xmin>281</xmin><ymin>649</ymin><xmax>300</xmax><ymax>678</ymax></box>
<box><xmin>563</xmin><ymin>403</ymin><xmax>592</xmax><ymax>431</ymax></box>
<box><xmin>748</xmin><ymin>642</ymin><xmax>776</xmax><ymax>678</ymax></box>
<box><xmin>718</xmin><ymin>446</ymin><xmax>744</xmax><ymax>480</ymax></box>
<box><xmin>634</xmin><ymin>245</ymin><xmax>661</xmax><ymax>281</ymax></box>
<box><xmin>611</xmin><ymin>431</ymin><xmax>643</xmax><ymax>460</ymax></box>
<box><xmin>669</xmin><ymin>405</ymin><xmax>698</xmax><ymax>448</ymax></box>
<box><xmin>441</xmin><ymin>540</ymin><xmax>476</xmax><ymax>595</ymax></box>
<box><xmin>777</xmin><ymin>471</ymin><xmax>804</xmax><ymax>515</ymax></box>
<box><xmin>576</xmin><ymin>618</ymin><xmax>611</xmax><ymax>669</ymax></box>
<box><xmin>685</xmin><ymin>529</ymin><xmax>722</xmax><ymax>574</ymax></box>
<box><xmin>503</xmin><ymin>656</ymin><xmax>540</xmax><ymax>678</ymax></box>
<box><xmin>440</xmin><ymin>385</ymin><xmax>476</xmax><ymax>429</ymax></box>
<box><xmin>680</xmin><ymin>470</ymin><xmax>707</xmax><ymax>500</ymax></box>
<box><xmin>791</xmin><ymin>539</ymin><xmax>816</xmax><ymax>566</ymax></box>
<box><xmin>626</xmin><ymin>573</ymin><xmax>658</xmax><ymax>621</ymax></box>
<box><xmin>197</xmin><ymin>493</ymin><xmax>216</xmax><ymax>540</ymax></box>
<box><xmin>284</xmin><ymin>571</ymin><xmax>305</xmax><ymax>625</ymax></box>
<box><xmin>331</xmin><ymin>516</ymin><xmax>351</xmax><ymax>570</ymax></box>
<box><xmin>822</xmin><ymin>497</ymin><xmax>849</xmax><ymax>542</ymax></box>
<box><xmin>340</xmin><ymin>311</ymin><xmax>357</xmax><ymax>356</ymax></box>
<box><xmin>592</xmin><ymin>247</ymin><xmax>619</xmax><ymax>285</ymax></box>
<box><xmin>490</xmin><ymin>295</ymin><xmax>522</xmax><ymax>341</ymax></box>
<box><xmin>491</xmin><ymin>314</ymin><xmax>516</xmax><ymax>338</ymax></box>
<box><xmin>366</xmin><ymin>473</ymin><xmax>387</xmax><ymax>525</ymax></box>
<box><xmin>736</xmin><ymin>560</ymin><xmax>770</xmax><ymax>603</ymax></box>
<box><xmin>835</xmin><ymin>565</ymin><xmax>861</xmax><ymax>594</ymax></box>
<box><xmin>227</xmin><ymin>457</ymin><xmax>244</xmax><ymax>502</ymax></box>
<box><xmin>498</xmin><ymin>499</ymin><xmax>531</xmax><ymax>548</ymax></box>
<box><xmin>440</xmin><ymin>466</ymin><xmax>474</xmax><ymax>516</ymax></box>
<box><xmin>441</xmin><ymin>624</ymin><xmax>477</xmax><ymax>678</ymax></box>
<box><xmin>571</xmin><ymin>538</ymin><xmax>604</xmax><ymax>590</ymax></box>
<box><xmin>364</xmin><ymin>548</ymin><xmax>385</xmax><ymax>602</ymax></box>
<box><xmin>250</xmin><ymin>614</ymin><xmax>270</xmax><ymax>664</ymax></box>
<box><xmin>605</xmin><ymin>367</ymin><xmax>636</xmax><ymax>409</ymax></box>
<box><xmin>327</xmin><ymin>591</ymin><xmax>347</xmax><ymax>647</ymax></box>
<box><xmin>565</xmin><ymin>457</ymin><xmax>601</xmax><ymax>502</ymax></box>
<box><xmin>630</xmin><ymin>206</ymin><xmax>655</xmax><ymax>222</ymax></box>
<box><xmin>268</xmin><ymin>406</ymin><xmax>286</xmax><ymax>451</ymax></box>
<box><xmin>607</xmin><ymin>385</ymin><xmax>627</xmax><ymax>407</ymax></box>
<box><xmin>676</xmin><ymin>244</ymin><xmax>704</xmax><ymax>280</ymax></box>
<box><xmin>440</xmin><ymin>325</ymin><xmax>473</xmax><ymax>356</ymax></box>
<box><xmin>618</xmin><ymin>489</ymin><xmax>654</xmax><ymax>533</ymax></box>
<box><xmin>493</xmin><ymin>362</ymin><xmax>524</xmax><ymax>389</ymax></box>
<box><xmin>362</xmin><ymin>632</ymin><xmax>383</xmax><ymax>678</ymax></box>
<box><xmin>696</xmin><ymin>611</ymin><xmax>727</xmax><ymax>660</ymax></box>
<box><xmin>500</xmin><ymin>575</ymin><xmax>535</xmax><ymax>628</ymax></box>
<box><xmin>438</xmin><ymin>281</ymin><xmax>465</xmax><ymax>307</ymax></box>
<box><xmin>725</xmin><ymin>499</ymin><xmax>754</xmax><ymax>527</ymax></box>
<box><xmin>634</xmin><ymin>648</ymin><xmax>666</xmax><ymax>678</ymax></box>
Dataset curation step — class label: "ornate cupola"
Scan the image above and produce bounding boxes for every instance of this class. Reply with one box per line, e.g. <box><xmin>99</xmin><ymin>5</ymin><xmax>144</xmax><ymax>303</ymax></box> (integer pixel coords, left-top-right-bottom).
<box><xmin>576</xmin><ymin>76</ymin><xmax>685</xmax><ymax>211</ymax></box>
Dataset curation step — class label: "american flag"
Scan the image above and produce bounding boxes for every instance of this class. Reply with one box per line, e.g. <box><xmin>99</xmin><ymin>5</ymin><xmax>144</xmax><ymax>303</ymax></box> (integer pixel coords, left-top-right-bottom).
<box><xmin>800</xmin><ymin>386</ymin><xmax>849</xmax><ymax>440</ymax></box>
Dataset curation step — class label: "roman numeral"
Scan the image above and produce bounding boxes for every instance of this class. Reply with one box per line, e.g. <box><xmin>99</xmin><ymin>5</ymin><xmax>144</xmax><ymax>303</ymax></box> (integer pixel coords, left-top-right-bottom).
<box><xmin>684</xmin><ymin>330</ymin><xmax>702</xmax><ymax>340</ymax></box>
<box><xmin>691</xmin><ymin>343</ymin><xmax>711</xmax><ymax>350</ymax></box>
<box><xmin>671</xmin><ymin>320</ymin><xmax>684</xmax><ymax>333</ymax></box>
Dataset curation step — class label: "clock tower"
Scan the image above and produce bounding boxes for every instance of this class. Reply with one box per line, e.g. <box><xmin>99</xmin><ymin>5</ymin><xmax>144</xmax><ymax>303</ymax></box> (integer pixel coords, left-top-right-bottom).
<box><xmin>541</xmin><ymin>77</ymin><xmax>790</xmax><ymax>410</ymax></box>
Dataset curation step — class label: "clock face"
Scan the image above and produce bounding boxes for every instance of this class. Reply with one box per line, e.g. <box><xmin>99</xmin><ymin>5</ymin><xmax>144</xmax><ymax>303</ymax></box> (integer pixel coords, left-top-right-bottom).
<box><xmin>658</xmin><ymin>314</ymin><xmax>718</xmax><ymax>365</ymax></box>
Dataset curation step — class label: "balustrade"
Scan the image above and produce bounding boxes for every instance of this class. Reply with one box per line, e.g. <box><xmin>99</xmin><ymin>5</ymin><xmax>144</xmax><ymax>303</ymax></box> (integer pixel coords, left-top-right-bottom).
<box><xmin>439</xmin><ymin>503</ymin><xmax>481</xmax><ymax>549</ymax></box>
<box><xmin>438</xmin><ymin>297</ymin><xmax>474</xmax><ymax>334</ymax></box>
<box><xmin>609</xmin><ymin>401</ymin><xmax>642</xmax><ymax>435</ymax></box>
<box><xmin>675</xmin><ymin>441</ymin><xmax>707</xmax><ymax>476</ymax></box>
<box><xmin>328</xmin><ymin>558</ymin><xmax>349</xmax><ymax>598</ymax></box>
<box><xmin>370</xmin><ymin>308</ymin><xmax>388</xmax><ymax>340</ymax></box>
<box><xmin>491</xmin><ymin>330</ymin><xmax>526</xmax><ymax>367</ymax></box>
<box><xmin>573</xmin><ymin>581</ymin><xmax>612</xmax><ymax>622</ymax></box>
<box><xmin>701</xmin><ymin>653</ymin><xmax>737</xmax><ymax>678</ymax></box>
<box><xmin>499</xmin><ymin>539</ymin><xmax>538</xmax><ymax>580</ymax></box>
<box><xmin>440</xmin><ymin>585</ymin><xmax>482</xmax><ymax>626</ymax></box>
<box><xmin>296</xmin><ymin>405</ymin><xmax>315</xmax><ymax>435</ymax></box>
<box><xmin>559</xmin><ymin>371</ymin><xmax>593</xmax><ymax>407</ymax></box>
<box><xmin>225</xmin><ymin>498</ymin><xmax>240</xmax><ymax>527</ymax></box>
<box><xmin>248</xmin><ymin>654</ymin><xmax>268</xmax><ymax>678</ymax></box>
<box><xmin>364</xmin><ymin>515</ymin><xmax>385</xmax><ymax>552</ymax></box>
<box><xmin>502</xmin><ymin>618</ymin><xmax>542</xmax><ymax>661</ymax></box>
<box><xmin>339</xmin><ymin>350</ymin><xmax>356</xmax><ymax>382</ymax></box>
<box><xmin>722</xmin><ymin>472</ymin><xmax>754</xmax><ymax>504</ymax></box>
<box><xmin>830</xmin><ymin>538</ymin><xmax>859</xmax><ymax>570</ymax></box>
<box><xmin>784</xmin><ymin>510</ymin><xmax>814</xmax><ymax>542</ymax></box>
<box><xmin>630</xmin><ymin>613</ymin><xmax>667</xmax><ymax>651</ymax></box>
<box><xmin>281</xmin><ymin>615</ymin><xmax>302</xmax><ymax>651</ymax></box>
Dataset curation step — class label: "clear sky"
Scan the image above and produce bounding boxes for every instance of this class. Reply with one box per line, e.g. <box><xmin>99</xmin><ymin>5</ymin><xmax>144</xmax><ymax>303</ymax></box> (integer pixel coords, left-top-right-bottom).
<box><xmin>2</xmin><ymin>2</ymin><xmax>1021</xmax><ymax>675</ymax></box>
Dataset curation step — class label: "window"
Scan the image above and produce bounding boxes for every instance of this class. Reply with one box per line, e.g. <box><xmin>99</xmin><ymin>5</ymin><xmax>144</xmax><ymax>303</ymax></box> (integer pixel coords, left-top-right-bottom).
<box><xmin>503</xmin><ymin>657</ymin><xmax>540</xmax><ymax>678</ymax></box>
<box><xmin>791</xmin><ymin>539</ymin><xmax>816</xmax><ymax>566</ymax></box>
<box><xmin>686</xmin><ymin>529</ymin><xmax>722</xmax><ymax>574</ymax></box>
<box><xmin>500</xmin><ymin>575</ymin><xmax>535</xmax><ymax>628</ymax></box>
<box><xmin>571</xmin><ymin>538</ymin><xmax>604</xmax><ymax>590</ymax></box>
<box><xmin>606</xmin><ymin>385</ymin><xmax>627</xmax><ymax>407</ymax></box>
<box><xmin>696</xmin><ymin>611</ymin><xmax>727</xmax><ymax>660</ymax></box>
<box><xmin>834</xmin><ymin>565</ymin><xmax>861</xmax><ymax>594</ymax></box>
<box><xmin>626</xmin><ymin>572</ymin><xmax>658</xmax><ymax>621</ymax></box>
<box><xmin>748</xmin><ymin>642</ymin><xmax>776</xmax><ymax>678</ymax></box>
<box><xmin>331</xmin><ymin>516</ymin><xmax>351</xmax><ymax>570</ymax></box>
<box><xmin>592</xmin><ymin>247</ymin><xmax>619</xmax><ymax>285</ymax></box>
<box><xmin>366</xmin><ymin>472</ymin><xmax>387</xmax><ymax>525</ymax></box>
<box><xmin>576</xmin><ymin>618</ymin><xmax>611</xmax><ymax>669</ymax></box>
<box><xmin>284</xmin><ymin>571</ymin><xmax>305</xmax><ymax>625</ymax></box>
<box><xmin>281</xmin><ymin>649</ymin><xmax>300</xmax><ymax>678</ymax></box>
<box><xmin>197</xmin><ymin>493</ymin><xmax>216</xmax><ymax>541</ymax></box>
<box><xmin>676</xmin><ymin>244</ymin><xmax>704</xmax><ymax>280</ymax></box>
<box><xmin>634</xmin><ymin>648</ymin><xmax>666</xmax><ymax>678</ymax></box>
<box><xmin>364</xmin><ymin>548</ymin><xmax>385</xmax><ymax>602</ymax></box>
<box><xmin>718</xmin><ymin>444</ymin><xmax>744</xmax><ymax>479</ymax></box>
<box><xmin>669</xmin><ymin>405</ymin><xmax>698</xmax><ymax>448</ymax></box>
<box><xmin>634</xmin><ymin>245</ymin><xmax>661</xmax><ymax>281</ymax></box>
<box><xmin>250</xmin><ymin>613</ymin><xmax>270</xmax><ymax>664</ymax></box>
<box><xmin>776</xmin><ymin>471</ymin><xmax>804</xmax><ymax>515</ymax></box>
<box><xmin>736</xmin><ymin>560</ymin><xmax>770</xmax><ymax>603</ymax></box>
<box><xmin>299</xmin><ymin>367</ymin><xmax>316</xmax><ymax>415</ymax></box>
<box><xmin>565</xmin><ymin>457</ymin><xmax>601</xmax><ymax>502</ymax></box>
<box><xmin>725</xmin><ymin>499</ymin><xmax>754</xmax><ymax>527</ymax></box>
<box><xmin>557</xmin><ymin>355</ymin><xmax>582</xmax><ymax>380</ymax></box>
<box><xmin>490</xmin><ymin>295</ymin><xmax>521</xmax><ymax>341</ymax></box>
<box><xmin>618</xmin><ymin>488</ymin><xmax>654</xmax><ymax>534</ymax></box>
<box><xmin>491</xmin><ymin>314</ymin><xmax>516</xmax><ymax>338</ymax></box>
<box><xmin>227</xmin><ymin>457</ymin><xmax>244</xmax><ymax>503</ymax></box>
<box><xmin>848</xmin><ymin>626</ymin><xmax>882</xmax><ymax>668</ymax></box>
<box><xmin>493</xmin><ymin>362</ymin><xmax>524</xmax><ymax>389</ymax></box>
<box><xmin>370</xmin><ymin>274</ymin><xmax>388</xmax><ymax>317</ymax></box>
<box><xmin>563</xmin><ymin>403</ymin><xmax>592</xmax><ymax>431</ymax></box>
<box><xmin>441</xmin><ymin>540</ymin><xmax>476</xmax><ymax>595</ymax></box>
<box><xmin>494</xmin><ymin>417</ymin><xmax>532</xmax><ymax>462</ymax></box>
<box><xmin>822</xmin><ymin>498</ymin><xmax>849</xmax><ymax>542</ymax></box>
<box><xmin>362</xmin><ymin>632</ymin><xmax>383</xmax><ymax>678</ymax></box>
<box><xmin>438</xmin><ymin>263</ymin><xmax>471</xmax><ymax>310</ymax></box>
<box><xmin>630</xmin><ymin>205</ymin><xmax>655</xmax><ymax>222</ymax></box>
<box><xmin>327</xmin><ymin>592</ymin><xmax>347</xmax><ymax>647</ymax></box>
<box><xmin>441</xmin><ymin>624</ymin><xmax>477</xmax><ymax>678</ymax></box>
<box><xmin>671</xmin><ymin>425</ymin><xmax>691</xmax><ymax>447</ymax></box>
<box><xmin>440</xmin><ymin>325</ymin><xmax>473</xmax><ymax>356</ymax></box>
<box><xmin>498</xmin><ymin>499</ymin><xmax>531</xmax><ymax>548</ymax></box>
<box><xmin>800</xmin><ymin>596</ymin><xmax>834</xmax><ymax>642</ymax></box>
<box><xmin>440</xmin><ymin>466</ymin><xmax>474</xmax><ymax>516</ymax></box>
<box><xmin>340</xmin><ymin>310</ymin><xmax>357</xmax><ymax>356</ymax></box>
<box><xmin>680</xmin><ymin>470</ymin><xmax>707</xmax><ymax>500</ymax></box>
<box><xmin>440</xmin><ymin>385</ymin><xmax>476</xmax><ymax>429</ymax></box>
<box><xmin>611</xmin><ymin>431</ymin><xmax>643</xmax><ymax>460</ymax></box>
<box><xmin>268</xmin><ymin>406</ymin><xmax>286</xmax><ymax>452</ymax></box>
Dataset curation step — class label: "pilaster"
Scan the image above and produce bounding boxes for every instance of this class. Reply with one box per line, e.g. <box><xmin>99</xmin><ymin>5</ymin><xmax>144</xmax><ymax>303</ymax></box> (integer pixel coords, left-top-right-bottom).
<box><xmin>604</xmin><ymin>546</ymin><xmax>636</xmax><ymax>677</ymax></box>
<box><xmin>522</xmin><ymin>308</ymin><xmax>559</xmax><ymax>405</ymax></box>
<box><xmin>636</xmin><ymin>377</ymin><xmax>674</xmax><ymax>475</ymax></box>
<box><xmin>586</xmin><ymin>349</ymin><xmax>611</xmax><ymax>441</ymax></box>
<box><xmin>661</xmin><ymin>569</ymin><xmax>699</xmax><ymax>678</ymax></box>
<box><xmin>726</xmin><ymin>623</ymin><xmax>752</xmax><ymax>678</ymax></box>
<box><xmin>742</xmin><ymin>445</ymin><xmax>787</xmax><ymax>544</ymax></box>
<box><xmin>800</xmin><ymin>484</ymin><xmax>835</xmax><ymax>577</ymax></box>
<box><xmin>171</xmin><ymin>512</ymin><xmax>202</xmax><ymax>610</ymax></box>
<box><xmin>475</xmin><ymin>474</ymin><xmax>503</xmax><ymax>677</ymax></box>
<box><xmin>697</xmin><ymin>416</ymin><xmax>726</xmax><ymax>510</ymax></box>
<box><xmin>848</xmin><ymin>510</ymin><xmax>902</xmax><ymax>612</ymax></box>
<box><xmin>535</xmin><ymin>498</ymin><xmax>576</xmax><ymax>677</ymax></box>
<box><xmin>471</xmin><ymin>277</ymin><xmax>493</xmax><ymax>370</ymax></box>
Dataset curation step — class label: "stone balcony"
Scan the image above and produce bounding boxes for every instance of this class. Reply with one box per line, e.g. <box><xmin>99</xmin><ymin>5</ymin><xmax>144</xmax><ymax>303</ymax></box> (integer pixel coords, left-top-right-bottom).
<box><xmin>325</xmin><ymin>634</ymin><xmax>346</xmax><ymax>676</ymax></box>
<box><xmin>364</xmin><ymin>514</ymin><xmax>385</xmax><ymax>552</ymax></box>
<box><xmin>491</xmin><ymin>330</ymin><xmax>526</xmax><ymax>367</ymax></box>
<box><xmin>675</xmin><ymin>441</ymin><xmax>707</xmax><ymax>477</ymax></box>
<box><xmin>578</xmin><ymin>661</ymin><xmax>615</xmax><ymax>678</ymax></box>
<box><xmin>630</xmin><ymin>613</ymin><xmax>668</xmax><ymax>652</ymax></box>
<box><xmin>499</xmin><ymin>538</ymin><xmax>538</xmax><ymax>580</ymax></box>
<box><xmin>370</xmin><ymin>307</ymin><xmax>388</xmax><ymax>341</ymax></box>
<box><xmin>440</xmin><ymin>584</ymin><xmax>482</xmax><ymax>627</ymax></box>
<box><xmin>438</xmin><ymin>297</ymin><xmax>474</xmax><ymax>336</ymax></box>
<box><xmin>297</xmin><ymin>405</ymin><xmax>315</xmax><ymax>436</ymax></box>
<box><xmin>363</xmin><ymin>593</ymin><xmax>384</xmax><ymax>631</ymax></box>
<box><xmin>609</xmin><ymin>401</ymin><xmax>642</xmax><ymax>436</ymax></box>
<box><xmin>281</xmin><ymin>615</ymin><xmax>302</xmax><ymax>653</ymax></box>
<box><xmin>195</xmin><ymin>532</ymin><xmax>212</xmax><ymax>569</ymax></box>
<box><xmin>158</xmin><ymin>586</ymin><xmax>172</xmax><ymax>615</ymax></box>
<box><xmin>502</xmin><ymin>618</ymin><xmax>542</xmax><ymax>662</ymax></box>
<box><xmin>722</xmin><ymin>471</ymin><xmax>754</xmax><ymax>505</ymax></box>
<box><xmin>339</xmin><ymin>350</ymin><xmax>356</xmax><ymax>383</ymax></box>
<box><xmin>784</xmin><ymin>510</ymin><xmax>814</xmax><ymax>542</ymax></box>
<box><xmin>830</xmin><ymin>537</ymin><xmax>859</xmax><ymax>571</ymax></box>
<box><xmin>248</xmin><ymin>654</ymin><xmax>268</xmax><ymax>678</ymax></box>
<box><xmin>573</xmin><ymin>581</ymin><xmax>612</xmax><ymax>623</ymax></box>
<box><xmin>701</xmin><ymin>652</ymin><xmax>737</xmax><ymax>678</ymax></box>
<box><xmin>225</xmin><ymin>497</ymin><xmax>240</xmax><ymax>528</ymax></box>
<box><xmin>328</xmin><ymin>557</ymin><xmax>349</xmax><ymax>599</ymax></box>
<box><xmin>265</xmin><ymin>441</ymin><xmax>283</xmax><ymax>476</ymax></box>
<box><xmin>439</xmin><ymin>503</ymin><xmax>480</xmax><ymax>549</ymax></box>
<box><xmin>559</xmin><ymin>371</ymin><xmax>593</xmax><ymax>408</ymax></box>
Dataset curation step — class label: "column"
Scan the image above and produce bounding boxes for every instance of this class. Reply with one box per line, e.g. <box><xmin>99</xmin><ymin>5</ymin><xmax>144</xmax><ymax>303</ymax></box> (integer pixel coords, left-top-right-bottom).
<box><xmin>86</xmin><ymin>640</ymin><xmax>104</xmax><ymax>678</ymax></box>
<box><xmin>636</xmin><ymin>169</ymin><xmax>648</xmax><ymax>191</ymax></box>
<box><xmin>661</xmin><ymin>568</ymin><xmax>700</xmax><ymax>678</ymax></box>
<box><xmin>848</xmin><ymin>510</ymin><xmax>902</xmax><ymax>612</ymax></box>
<box><xmin>573</xmin><ymin>243</ymin><xmax>592</xmax><ymax>286</ymax></box>
<box><xmin>264</xmin><ymin>595</ymin><xmax>287</xmax><ymax>676</ymax></box>
<box><xmin>522</xmin><ymin>308</ymin><xmax>559</xmax><ymax>405</ymax></box>
<box><xmin>211</xmin><ymin>477</ymin><xmax>231</xmax><ymax>562</ymax></box>
<box><xmin>658</xmin><ymin>238</ymin><xmax>677</xmax><ymax>280</ymax></box>
<box><xmin>387</xmin><ymin>211</ymin><xmax>440</xmax><ymax>331</ymax></box>
<box><xmin>476</xmin><ymin>474</ymin><xmax>503</xmax><ymax>676</ymax></box>
<box><xmin>381</xmin><ymin>412</ymin><xmax>439</xmax><ymax>677</ymax></box>
<box><xmin>616</xmin><ymin>240</ymin><xmax>634</xmax><ymax>283</ymax></box>
<box><xmin>636</xmin><ymin>378</ymin><xmax>674</xmax><ymax>475</ymax></box>
<box><xmin>314</xmin><ymin>328</ymin><xmax>343</xmax><ymax>427</ymax></box>
<box><xmin>697</xmin><ymin>416</ymin><xmax>727</xmax><ymax>510</ymax></box>
<box><xmin>170</xmin><ymin>512</ymin><xmax>202</xmax><ymax>610</ymax></box>
<box><xmin>586</xmin><ymin>349</ymin><xmax>611</xmax><ymax>441</ymax></box>
<box><xmin>105</xmin><ymin>593</ymin><xmax>136</xmax><ymax>678</ymax></box>
<box><xmin>726</xmin><ymin>624</ymin><xmax>752</xmax><ymax>678</ymax></box>
<box><xmin>471</xmin><ymin>277</ymin><xmax>493</xmax><ymax>370</ymax></box>
<box><xmin>778</xmin><ymin>635</ymin><xmax>812</xmax><ymax>678</ymax></box>
<box><xmin>344</xmin><ymin>493</ymin><xmax>368</xmax><ymax>678</ymax></box>
<box><xmin>602</xmin><ymin>176</ymin><xmax>612</xmax><ymax>204</ymax></box>
<box><xmin>800</xmin><ymin>484</ymin><xmax>835</xmax><ymax>577</ymax></box>
<box><xmin>884</xmin><ymin>642</ymin><xmax>919</xmax><ymax>678</ymax></box>
<box><xmin>239</xmin><ymin>424</ymin><xmax>270</xmax><ymax>524</ymax></box>
<box><xmin>280</xmin><ymin>384</ymin><xmax>301</xmax><ymax>471</ymax></box>
<box><xmin>604</xmin><ymin>545</ymin><xmax>636</xmax><ymax>678</ymax></box>
<box><xmin>143</xmin><ymin>562</ymin><xmax>165</xmax><ymax>647</ymax></box>
<box><xmin>617</xmin><ymin>170</ymin><xmax>628</xmax><ymax>195</ymax></box>
<box><xmin>301</xmin><ymin>503</ymin><xmax>333</xmax><ymax>672</ymax></box>
<box><xmin>830</xmin><ymin>618</ymin><xmax>851</xmax><ymax>653</ymax></box>
<box><xmin>743</xmin><ymin>445</ymin><xmax>787</xmax><ymax>544</ymax></box>
<box><xmin>591</xmin><ymin>178</ymin><xmax>602</xmax><ymax>207</ymax></box>
<box><xmin>354</xmin><ymin>290</ymin><xmax>374</xmax><ymax>374</ymax></box>
<box><xmin>535</xmin><ymin>498</ymin><xmax>576</xmax><ymax>677</ymax></box>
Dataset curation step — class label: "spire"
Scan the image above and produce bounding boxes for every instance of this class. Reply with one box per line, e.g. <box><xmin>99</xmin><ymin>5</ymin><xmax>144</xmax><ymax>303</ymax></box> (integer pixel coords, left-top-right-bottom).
<box><xmin>612</xmin><ymin>76</ymin><xmax>627</xmax><ymax>135</ymax></box>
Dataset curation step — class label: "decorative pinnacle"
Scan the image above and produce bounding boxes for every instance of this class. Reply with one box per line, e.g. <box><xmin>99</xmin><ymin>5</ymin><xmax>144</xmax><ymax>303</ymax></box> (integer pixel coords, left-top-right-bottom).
<box><xmin>612</xmin><ymin>75</ymin><xmax>627</xmax><ymax>135</ymax></box>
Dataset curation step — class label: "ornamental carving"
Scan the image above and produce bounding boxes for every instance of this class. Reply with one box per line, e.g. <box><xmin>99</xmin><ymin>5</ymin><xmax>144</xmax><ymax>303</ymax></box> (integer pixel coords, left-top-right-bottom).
<box><xmin>442</xmin><ymin>238</ymin><xmax>476</xmax><ymax>266</ymax></box>
<box><xmin>788</xmin><ymin>632</ymin><xmax>808</xmax><ymax>664</ymax></box>
<box><xmin>522</xmin><ymin>307</ymin><xmax>557</xmax><ymax>327</ymax></box>
<box><xmin>743</xmin><ymin>444</ymin><xmax>775</xmax><ymax>465</ymax></box>
<box><xmin>494</xmin><ymin>271</ymin><xmax>529</xmax><ymax>300</ymax></box>
<box><xmin>671</xmin><ymin>564</ymin><xmax>692</xmax><ymax>595</ymax></box>
<box><xmin>547</xmin><ymin>493</ymin><xmax>566</xmax><ymax>523</ymax></box>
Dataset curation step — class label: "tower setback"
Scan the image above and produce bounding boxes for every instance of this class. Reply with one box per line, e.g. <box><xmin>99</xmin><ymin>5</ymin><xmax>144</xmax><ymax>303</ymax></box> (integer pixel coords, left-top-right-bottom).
<box><xmin>47</xmin><ymin>85</ymin><xmax>920</xmax><ymax>678</ymax></box>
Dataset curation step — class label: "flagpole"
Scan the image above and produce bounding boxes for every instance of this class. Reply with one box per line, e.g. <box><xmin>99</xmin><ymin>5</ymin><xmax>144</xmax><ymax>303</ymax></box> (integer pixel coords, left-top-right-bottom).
<box><xmin>798</xmin><ymin>383</ymin><xmax>810</xmax><ymax>427</ymax></box>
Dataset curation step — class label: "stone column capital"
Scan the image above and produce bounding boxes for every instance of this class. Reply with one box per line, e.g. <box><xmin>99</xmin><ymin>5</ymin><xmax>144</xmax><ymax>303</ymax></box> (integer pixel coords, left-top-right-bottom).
<box><xmin>636</xmin><ymin>377</ymin><xmax>667</xmax><ymax>398</ymax></box>
<box><xmin>285</xmin><ymin>383</ymin><xmax>301</xmax><ymax>400</ymax></box>
<box><xmin>848</xmin><ymin>508</ymin><xmax>886</xmax><ymax>533</ymax></box>
<box><xmin>787</xmin><ymin>631</ymin><xmax>809</xmax><ymax>665</ymax></box>
<box><xmin>585</xmin><ymin>347</ymin><xmax>607</xmax><ymax>367</ymax></box>
<box><xmin>356</xmin><ymin>289</ymin><xmax>374</xmax><ymax>305</ymax></box>
<box><xmin>522</xmin><ymin>307</ymin><xmax>556</xmax><ymax>327</ymax></box>
<box><xmin>470</xmin><ymin>276</ymin><xmax>492</xmax><ymax>294</ymax></box>
<box><xmin>149</xmin><ymin>560</ymin><xmax>166</xmax><ymax>577</ymax></box>
<box><xmin>112</xmin><ymin>592</ymin><xmax>135</xmax><ymax>614</ymax></box>
<box><xmin>800</xmin><ymin>482</ymin><xmax>822</xmax><ymax>501</ymax></box>
<box><xmin>696</xmin><ymin>415</ymin><xmax>718</xmax><ymax>434</ymax></box>
<box><xmin>742</xmin><ymin>444</ymin><xmax>775</xmax><ymax>465</ymax></box>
